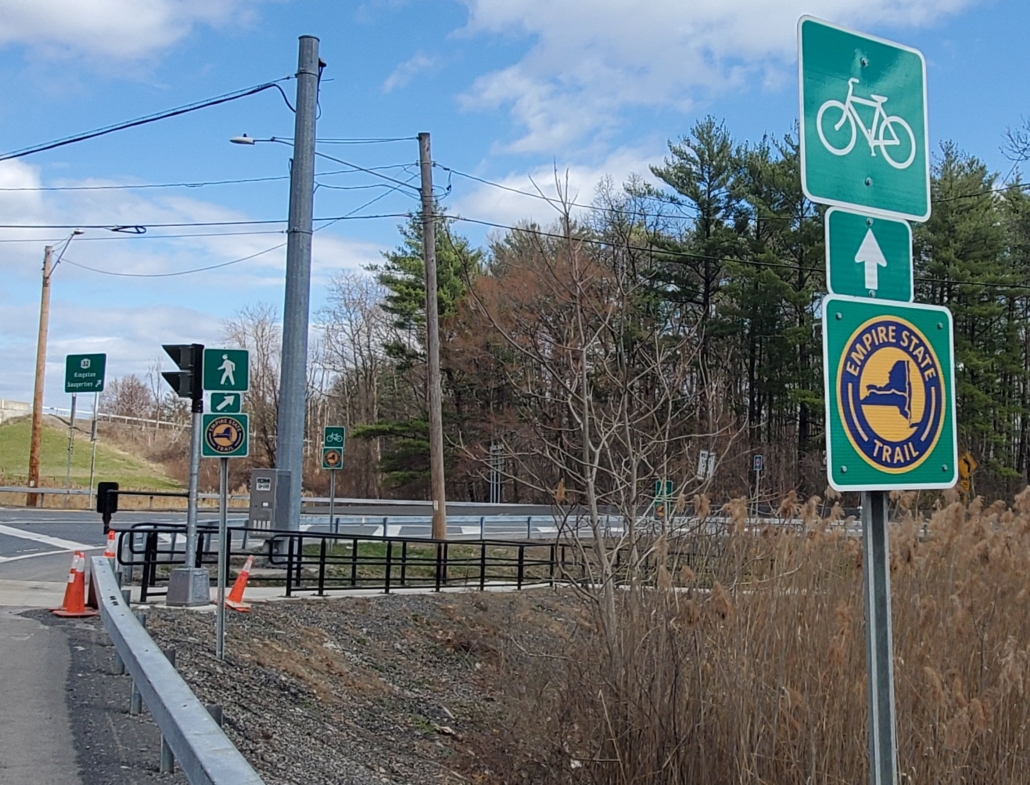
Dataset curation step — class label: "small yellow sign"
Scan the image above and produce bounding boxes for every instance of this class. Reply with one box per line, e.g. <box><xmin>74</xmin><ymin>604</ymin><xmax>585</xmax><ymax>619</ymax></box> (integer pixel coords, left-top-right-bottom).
<box><xmin>958</xmin><ymin>451</ymin><xmax>978</xmax><ymax>479</ymax></box>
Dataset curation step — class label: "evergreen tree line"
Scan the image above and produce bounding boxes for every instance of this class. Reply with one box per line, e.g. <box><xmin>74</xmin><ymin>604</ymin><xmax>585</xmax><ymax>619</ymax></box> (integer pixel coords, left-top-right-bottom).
<box><xmin>312</xmin><ymin>117</ymin><xmax>1030</xmax><ymax>505</ymax></box>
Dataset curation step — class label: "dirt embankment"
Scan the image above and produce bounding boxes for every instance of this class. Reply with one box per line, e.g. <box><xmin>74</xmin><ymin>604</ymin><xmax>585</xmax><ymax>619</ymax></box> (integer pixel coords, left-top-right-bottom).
<box><xmin>147</xmin><ymin>591</ymin><xmax>581</xmax><ymax>785</ymax></box>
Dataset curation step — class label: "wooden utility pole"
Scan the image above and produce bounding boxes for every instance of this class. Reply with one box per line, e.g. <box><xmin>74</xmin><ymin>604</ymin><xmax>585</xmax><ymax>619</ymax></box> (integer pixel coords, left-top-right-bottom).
<box><xmin>26</xmin><ymin>245</ymin><xmax>53</xmax><ymax>507</ymax></box>
<box><xmin>419</xmin><ymin>132</ymin><xmax>447</xmax><ymax>539</ymax></box>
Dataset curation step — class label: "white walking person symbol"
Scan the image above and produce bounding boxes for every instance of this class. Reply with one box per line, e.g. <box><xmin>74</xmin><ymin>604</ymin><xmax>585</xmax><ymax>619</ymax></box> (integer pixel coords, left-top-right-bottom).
<box><xmin>817</xmin><ymin>77</ymin><xmax>916</xmax><ymax>170</ymax></box>
<box><xmin>218</xmin><ymin>354</ymin><xmax>236</xmax><ymax>386</ymax></box>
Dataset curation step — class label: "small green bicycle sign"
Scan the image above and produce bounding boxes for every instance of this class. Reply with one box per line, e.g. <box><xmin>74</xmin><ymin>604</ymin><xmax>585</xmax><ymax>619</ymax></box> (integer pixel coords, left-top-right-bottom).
<box><xmin>798</xmin><ymin>16</ymin><xmax>930</xmax><ymax>222</ymax></box>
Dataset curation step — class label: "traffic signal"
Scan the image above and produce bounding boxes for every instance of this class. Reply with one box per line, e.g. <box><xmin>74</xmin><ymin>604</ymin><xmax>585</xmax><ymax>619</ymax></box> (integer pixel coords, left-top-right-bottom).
<box><xmin>96</xmin><ymin>481</ymin><xmax>119</xmax><ymax>532</ymax></box>
<box><xmin>162</xmin><ymin>343</ymin><xmax>205</xmax><ymax>406</ymax></box>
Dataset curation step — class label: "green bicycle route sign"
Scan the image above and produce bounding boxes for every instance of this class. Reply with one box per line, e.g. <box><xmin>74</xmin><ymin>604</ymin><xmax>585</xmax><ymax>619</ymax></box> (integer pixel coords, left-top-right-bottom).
<box><xmin>825</xmin><ymin>207</ymin><xmax>912</xmax><ymax>301</ymax></box>
<box><xmin>798</xmin><ymin>16</ymin><xmax>930</xmax><ymax>222</ymax></box>
<box><xmin>822</xmin><ymin>295</ymin><xmax>956</xmax><ymax>491</ymax></box>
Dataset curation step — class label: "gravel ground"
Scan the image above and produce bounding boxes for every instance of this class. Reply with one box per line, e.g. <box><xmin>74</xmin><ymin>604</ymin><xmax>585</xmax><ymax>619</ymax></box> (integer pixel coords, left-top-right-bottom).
<box><xmin>145</xmin><ymin>590</ymin><xmax>582</xmax><ymax>785</ymax></box>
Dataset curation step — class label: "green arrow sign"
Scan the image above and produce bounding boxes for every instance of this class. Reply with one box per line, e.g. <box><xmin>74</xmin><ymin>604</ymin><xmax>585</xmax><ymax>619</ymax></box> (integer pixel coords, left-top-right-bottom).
<box><xmin>203</xmin><ymin>348</ymin><xmax>249</xmax><ymax>392</ymax></box>
<box><xmin>826</xmin><ymin>208</ymin><xmax>912</xmax><ymax>301</ymax></box>
<box><xmin>201</xmin><ymin>413</ymin><xmax>249</xmax><ymax>458</ymax></box>
<box><xmin>822</xmin><ymin>294</ymin><xmax>956</xmax><ymax>490</ymax></box>
<box><xmin>209</xmin><ymin>392</ymin><xmax>242</xmax><ymax>413</ymax></box>
<box><xmin>65</xmin><ymin>353</ymin><xmax>107</xmax><ymax>393</ymax></box>
<box><xmin>799</xmin><ymin>17</ymin><xmax>929</xmax><ymax>221</ymax></box>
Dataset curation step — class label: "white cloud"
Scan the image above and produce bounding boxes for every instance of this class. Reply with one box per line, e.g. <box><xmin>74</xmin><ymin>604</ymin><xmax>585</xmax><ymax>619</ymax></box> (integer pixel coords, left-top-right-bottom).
<box><xmin>0</xmin><ymin>0</ymin><xmax>251</xmax><ymax>62</ymax></box>
<box><xmin>458</xmin><ymin>0</ymin><xmax>980</xmax><ymax>153</ymax></box>
<box><xmin>383</xmin><ymin>51</ymin><xmax>438</xmax><ymax>92</ymax></box>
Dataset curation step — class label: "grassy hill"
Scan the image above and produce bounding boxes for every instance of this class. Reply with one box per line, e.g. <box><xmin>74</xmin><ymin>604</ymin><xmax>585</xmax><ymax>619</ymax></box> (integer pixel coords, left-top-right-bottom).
<box><xmin>0</xmin><ymin>416</ymin><xmax>180</xmax><ymax>492</ymax></box>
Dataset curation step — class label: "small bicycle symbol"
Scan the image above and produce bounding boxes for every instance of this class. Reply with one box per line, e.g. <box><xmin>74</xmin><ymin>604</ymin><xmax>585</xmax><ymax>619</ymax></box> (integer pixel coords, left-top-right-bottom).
<box><xmin>325</xmin><ymin>432</ymin><xmax>343</xmax><ymax>444</ymax></box>
<box><xmin>817</xmin><ymin>77</ymin><xmax>916</xmax><ymax>170</ymax></box>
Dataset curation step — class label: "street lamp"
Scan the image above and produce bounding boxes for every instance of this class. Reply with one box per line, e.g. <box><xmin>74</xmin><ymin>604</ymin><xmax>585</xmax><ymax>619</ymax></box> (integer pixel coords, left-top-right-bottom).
<box><xmin>27</xmin><ymin>229</ymin><xmax>83</xmax><ymax>507</ymax></box>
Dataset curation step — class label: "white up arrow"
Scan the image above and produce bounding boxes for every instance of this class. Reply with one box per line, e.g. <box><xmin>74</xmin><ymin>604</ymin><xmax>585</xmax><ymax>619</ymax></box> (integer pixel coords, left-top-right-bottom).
<box><xmin>215</xmin><ymin>394</ymin><xmax>236</xmax><ymax>411</ymax></box>
<box><xmin>855</xmin><ymin>228</ymin><xmax>887</xmax><ymax>292</ymax></box>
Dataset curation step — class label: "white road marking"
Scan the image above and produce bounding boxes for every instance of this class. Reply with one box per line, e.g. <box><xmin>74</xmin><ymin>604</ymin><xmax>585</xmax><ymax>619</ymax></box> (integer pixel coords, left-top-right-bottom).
<box><xmin>0</xmin><ymin>524</ymin><xmax>96</xmax><ymax>563</ymax></box>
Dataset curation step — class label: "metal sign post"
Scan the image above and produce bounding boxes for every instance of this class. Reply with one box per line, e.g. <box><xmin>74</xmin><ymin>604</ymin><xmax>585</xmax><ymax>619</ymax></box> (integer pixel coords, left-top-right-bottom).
<box><xmin>64</xmin><ymin>393</ymin><xmax>77</xmax><ymax>507</ymax></box>
<box><xmin>862</xmin><ymin>490</ymin><xmax>898</xmax><ymax>784</ymax></box>
<box><xmin>216</xmin><ymin>457</ymin><xmax>229</xmax><ymax>660</ymax></box>
<box><xmin>328</xmin><ymin>471</ymin><xmax>337</xmax><ymax>535</ymax></box>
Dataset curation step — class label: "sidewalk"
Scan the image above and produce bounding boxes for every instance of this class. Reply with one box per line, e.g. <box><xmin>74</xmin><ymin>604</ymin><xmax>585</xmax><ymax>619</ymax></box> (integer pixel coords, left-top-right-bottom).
<box><xmin>0</xmin><ymin>608</ymin><xmax>81</xmax><ymax>785</ymax></box>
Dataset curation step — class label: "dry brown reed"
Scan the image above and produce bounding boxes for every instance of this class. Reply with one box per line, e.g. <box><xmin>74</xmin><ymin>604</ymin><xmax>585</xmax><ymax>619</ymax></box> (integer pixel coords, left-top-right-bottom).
<box><xmin>493</xmin><ymin>494</ymin><xmax>1030</xmax><ymax>784</ymax></box>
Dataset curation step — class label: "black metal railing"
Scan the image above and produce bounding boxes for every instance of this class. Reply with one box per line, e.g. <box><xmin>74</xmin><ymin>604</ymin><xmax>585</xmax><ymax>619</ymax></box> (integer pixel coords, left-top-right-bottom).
<box><xmin>115</xmin><ymin>523</ymin><xmax>582</xmax><ymax>601</ymax></box>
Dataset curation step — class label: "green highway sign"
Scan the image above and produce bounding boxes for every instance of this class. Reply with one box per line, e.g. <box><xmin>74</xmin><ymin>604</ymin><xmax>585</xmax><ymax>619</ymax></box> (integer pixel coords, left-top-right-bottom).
<box><xmin>209</xmin><ymin>392</ymin><xmax>242</xmax><ymax>413</ymax></box>
<box><xmin>322</xmin><ymin>447</ymin><xmax>343</xmax><ymax>471</ymax></box>
<box><xmin>826</xmin><ymin>207</ymin><xmax>912</xmax><ymax>301</ymax></box>
<box><xmin>822</xmin><ymin>294</ymin><xmax>956</xmax><ymax>490</ymax></box>
<box><xmin>201</xmin><ymin>413</ymin><xmax>249</xmax><ymax>458</ymax></box>
<box><xmin>65</xmin><ymin>353</ymin><xmax>107</xmax><ymax>393</ymax></box>
<box><xmin>654</xmin><ymin>479</ymin><xmax>674</xmax><ymax>500</ymax></box>
<box><xmin>798</xmin><ymin>16</ymin><xmax>930</xmax><ymax>221</ymax></box>
<box><xmin>323</xmin><ymin>426</ymin><xmax>346</xmax><ymax>449</ymax></box>
<box><xmin>202</xmin><ymin>348</ymin><xmax>249</xmax><ymax>392</ymax></box>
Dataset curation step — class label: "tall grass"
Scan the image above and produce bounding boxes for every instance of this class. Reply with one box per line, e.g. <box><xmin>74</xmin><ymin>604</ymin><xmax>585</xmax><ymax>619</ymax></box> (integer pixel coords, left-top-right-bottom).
<box><xmin>494</xmin><ymin>492</ymin><xmax>1030</xmax><ymax>784</ymax></box>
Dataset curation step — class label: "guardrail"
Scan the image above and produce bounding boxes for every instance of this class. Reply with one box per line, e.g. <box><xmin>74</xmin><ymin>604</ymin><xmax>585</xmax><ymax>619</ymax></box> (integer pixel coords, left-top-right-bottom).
<box><xmin>116</xmin><ymin>523</ymin><xmax>576</xmax><ymax>601</ymax></box>
<box><xmin>90</xmin><ymin>556</ymin><xmax>265</xmax><ymax>785</ymax></box>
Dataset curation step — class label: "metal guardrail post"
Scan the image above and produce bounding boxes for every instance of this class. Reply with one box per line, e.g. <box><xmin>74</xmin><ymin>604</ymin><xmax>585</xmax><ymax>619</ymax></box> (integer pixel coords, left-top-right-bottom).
<box><xmin>399</xmin><ymin>540</ymin><xmax>408</xmax><ymax>586</ymax></box>
<box><xmin>479</xmin><ymin>542</ymin><xmax>487</xmax><ymax>590</ymax></box>
<box><xmin>480</xmin><ymin>516</ymin><xmax>484</xmax><ymax>540</ymax></box>
<box><xmin>435</xmin><ymin>542</ymin><xmax>443</xmax><ymax>592</ymax></box>
<box><xmin>350</xmin><ymin>538</ymin><xmax>358</xmax><ymax>587</ymax></box>
<box><xmin>549</xmin><ymin>544</ymin><xmax>556</xmax><ymax>586</ymax></box>
<box><xmin>517</xmin><ymin>547</ymin><xmax>525</xmax><ymax>589</ymax></box>
<box><xmin>316</xmin><ymin>539</ymin><xmax>327</xmax><ymax>596</ymax></box>
<box><xmin>285</xmin><ymin>538</ymin><xmax>294</xmax><ymax>598</ymax></box>
<box><xmin>384</xmin><ymin>540</ymin><xmax>393</xmax><ymax>594</ymax></box>
<box><xmin>91</xmin><ymin>557</ymin><xmax>264</xmax><ymax>785</ymax></box>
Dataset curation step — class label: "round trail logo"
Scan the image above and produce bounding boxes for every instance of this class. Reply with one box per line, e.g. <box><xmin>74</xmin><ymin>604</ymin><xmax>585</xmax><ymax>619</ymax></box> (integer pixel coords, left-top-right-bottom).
<box><xmin>836</xmin><ymin>316</ymin><xmax>945</xmax><ymax>473</ymax></box>
<box><xmin>205</xmin><ymin>416</ymin><xmax>245</xmax><ymax>454</ymax></box>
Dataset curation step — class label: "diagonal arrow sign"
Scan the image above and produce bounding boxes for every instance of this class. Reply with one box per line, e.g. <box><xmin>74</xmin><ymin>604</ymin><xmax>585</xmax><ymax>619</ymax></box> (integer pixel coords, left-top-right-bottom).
<box><xmin>215</xmin><ymin>394</ymin><xmax>236</xmax><ymax>411</ymax></box>
<box><xmin>855</xmin><ymin>228</ymin><xmax>888</xmax><ymax>292</ymax></box>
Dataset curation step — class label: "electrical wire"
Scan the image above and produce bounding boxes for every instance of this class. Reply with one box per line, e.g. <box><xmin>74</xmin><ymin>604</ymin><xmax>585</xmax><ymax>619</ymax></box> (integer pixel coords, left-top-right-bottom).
<box><xmin>313</xmin><ymin>150</ymin><xmax>421</xmax><ymax>192</ymax></box>
<box><xmin>0</xmin><ymin>78</ymin><xmax>295</xmax><ymax>162</ymax></box>
<box><xmin>443</xmin><ymin>212</ymin><xmax>1030</xmax><ymax>295</ymax></box>
<box><xmin>0</xmin><ymin>174</ymin><xmax>290</xmax><ymax>192</ymax></box>
<box><xmin>63</xmin><ymin>242</ymin><xmax>287</xmax><ymax>278</ymax></box>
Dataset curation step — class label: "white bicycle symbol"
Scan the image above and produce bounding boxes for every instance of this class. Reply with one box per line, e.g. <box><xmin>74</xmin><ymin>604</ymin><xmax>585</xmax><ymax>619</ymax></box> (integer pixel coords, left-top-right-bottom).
<box><xmin>326</xmin><ymin>432</ymin><xmax>343</xmax><ymax>444</ymax></box>
<box><xmin>817</xmin><ymin>78</ymin><xmax>916</xmax><ymax>170</ymax></box>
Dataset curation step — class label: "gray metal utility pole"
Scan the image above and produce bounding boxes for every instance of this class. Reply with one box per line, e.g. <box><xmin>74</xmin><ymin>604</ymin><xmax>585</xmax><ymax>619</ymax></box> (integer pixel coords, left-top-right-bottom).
<box><xmin>419</xmin><ymin>132</ymin><xmax>447</xmax><ymax>539</ymax></box>
<box><xmin>275</xmin><ymin>35</ymin><xmax>321</xmax><ymax>531</ymax></box>
<box><xmin>26</xmin><ymin>245</ymin><xmax>53</xmax><ymax>507</ymax></box>
<box><xmin>861</xmin><ymin>490</ymin><xmax>899</xmax><ymax>785</ymax></box>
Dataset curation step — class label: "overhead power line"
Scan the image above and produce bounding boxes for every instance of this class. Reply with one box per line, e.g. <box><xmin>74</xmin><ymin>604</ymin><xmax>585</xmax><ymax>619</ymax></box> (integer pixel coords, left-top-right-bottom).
<box><xmin>0</xmin><ymin>78</ymin><xmax>295</xmax><ymax>163</ymax></box>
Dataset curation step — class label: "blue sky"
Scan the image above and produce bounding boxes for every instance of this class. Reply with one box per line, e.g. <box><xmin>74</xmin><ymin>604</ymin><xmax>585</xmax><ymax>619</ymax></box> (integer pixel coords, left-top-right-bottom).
<box><xmin>0</xmin><ymin>0</ymin><xmax>1026</xmax><ymax>408</ymax></box>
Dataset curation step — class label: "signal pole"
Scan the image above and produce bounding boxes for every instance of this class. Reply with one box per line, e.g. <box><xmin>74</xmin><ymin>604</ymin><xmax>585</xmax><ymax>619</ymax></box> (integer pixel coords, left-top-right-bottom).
<box><xmin>26</xmin><ymin>245</ymin><xmax>53</xmax><ymax>507</ymax></box>
<box><xmin>274</xmin><ymin>35</ymin><xmax>321</xmax><ymax>532</ymax></box>
<box><xmin>419</xmin><ymin>132</ymin><xmax>447</xmax><ymax>539</ymax></box>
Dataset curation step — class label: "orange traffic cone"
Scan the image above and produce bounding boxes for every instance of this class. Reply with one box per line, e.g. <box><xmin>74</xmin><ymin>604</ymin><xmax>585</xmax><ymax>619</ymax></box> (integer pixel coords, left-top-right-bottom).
<box><xmin>225</xmin><ymin>555</ymin><xmax>253</xmax><ymax>612</ymax></box>
<box><xmin>53</xmin><ymin>551</ymin><xmax>98</xmax><ymax>617</ymax></box>
<box><xmin>102</xmin><ymin>530</ymin><xmax>116</xmax><ymax>559</ymax></box>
